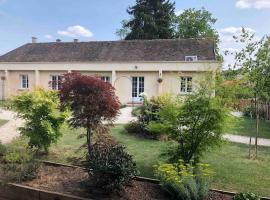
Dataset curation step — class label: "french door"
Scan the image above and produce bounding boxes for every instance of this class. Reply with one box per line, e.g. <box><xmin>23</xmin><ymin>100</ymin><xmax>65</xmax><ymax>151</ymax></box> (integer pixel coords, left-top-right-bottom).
<box><xmin>132</xmin><ymin>77</ymin><xmax>144</xmax><ymax>102</ymax></box>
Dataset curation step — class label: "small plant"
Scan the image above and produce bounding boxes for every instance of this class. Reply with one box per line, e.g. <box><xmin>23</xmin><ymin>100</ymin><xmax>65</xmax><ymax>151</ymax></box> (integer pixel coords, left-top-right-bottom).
<box><xmin>0</xmin><ymin>141</ymin><xmax>6</xmax><ymax>157</ymax></box>
<box><xmin>233</xmin><ymin>192</ymin><xmax>260</xmax><ymax>200</ymax></box>
<box><xmin>86</xmin><ymin>134</ymin><xmax>137</xmax><ymax>192</ymax></box>
<box><xmin>131</xmin><ymin>106</ymin><xmax>142</xmax><ymax>117</ymax></box>
<box><xmin>59</xmin><ymin>72</ymin><xmax>120</xmax><ymax>156</ymax></box>
<box><xmin>154</xmin><ymin>160</ymin><xmax>213</xmax><ymax>200</ymax></box>
<box><xmin>11</xmin><ymin>89</ymin><xmax>67</xmax><ymax>152</ymax></box>
<box><xmin>0</xmin><ymin>141</ymin><xmax>39</xmax><ymax>182</ymax></box>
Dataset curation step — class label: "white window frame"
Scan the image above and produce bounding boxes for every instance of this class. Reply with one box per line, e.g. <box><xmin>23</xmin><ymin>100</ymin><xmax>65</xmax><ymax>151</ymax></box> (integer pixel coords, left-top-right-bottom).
<box><xmin>20</xmin><ymin>74</ymin><xmax>29</xmax><ymax>89</ymax></box>
<box><xmin>180</xmin><ymin>76</ymin><xmax>193</xmax><ymax>94</ymax></box>
<box><xmin>101</xmin><ymin>76</ymin><xmax>111</xmax><ymax>83</ymax></box>
<box><xmin>50</xmin><ymin>75</ymin><xmax>61</xmax><ymax>90</ymax></box>
<box><xmin>185</xmin><ymin>56</ymin><xmax>198</xmax><ymax>62</ymax></box>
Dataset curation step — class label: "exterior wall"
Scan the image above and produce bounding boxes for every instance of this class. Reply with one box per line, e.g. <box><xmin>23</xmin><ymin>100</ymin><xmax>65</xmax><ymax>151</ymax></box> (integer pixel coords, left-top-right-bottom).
<box><xmin>0</xmin><ymin>61</ymin><xmax>220</xmax><ymax>103</ymax></box>
<box><xmin>162</xmin><ymin>71</ymin><xmax>206</xmax><ymax>95</ymax></box>
<box><xmin>6</xmin><ymin>70</ymin><xmax>36</xmax><ymax>98</ymax></box>
<box><xmin>39</xmin><ymin>70</ymin><xmax>67</xmax><ymax>89</ymax></box>
<box><xmin>115</xmin><ymin>71</ymin><xmax>159</xmax><ymax>103</ymax></box>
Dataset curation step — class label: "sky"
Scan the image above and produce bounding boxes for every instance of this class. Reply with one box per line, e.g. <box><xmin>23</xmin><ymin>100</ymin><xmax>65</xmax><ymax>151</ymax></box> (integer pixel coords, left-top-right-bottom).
<box><xmin>0</xmin><ymin>0</ymin><xmax>269</xmax><ymax>68</ymax></box>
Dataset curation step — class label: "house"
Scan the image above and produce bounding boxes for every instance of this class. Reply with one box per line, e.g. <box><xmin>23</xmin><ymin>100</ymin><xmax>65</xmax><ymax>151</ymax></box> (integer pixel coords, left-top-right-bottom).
<box><xmin>0</xmin><ymin>38</ymin><xmax>219</xmax><ymax>104</ymax></box>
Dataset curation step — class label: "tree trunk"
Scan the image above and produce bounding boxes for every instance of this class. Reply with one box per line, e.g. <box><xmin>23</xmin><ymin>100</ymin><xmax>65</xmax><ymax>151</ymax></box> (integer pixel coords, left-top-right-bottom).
<box><xmin>255</xmin><ymin>95</ymin><xmax>259</xmax><ymax>159</ymax></box>
<box><xmin>86</xmin><ymin>128</ymin><xmax>92</xmax><ymax>157</ymax></box>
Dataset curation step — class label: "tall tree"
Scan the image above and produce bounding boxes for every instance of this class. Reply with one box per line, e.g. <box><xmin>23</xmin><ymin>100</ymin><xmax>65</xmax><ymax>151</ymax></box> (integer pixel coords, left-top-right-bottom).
<box><xmin>174</xmin><ymin>8</ymin><xmax>222</xmax><ymax>61</ymax></box>
<box><xmin>117</xmin><ymin>0</ymin><xmax>175</xmax><ymax>40</ymax></box>
<box><xmin>234</xmin><ymin>29</ymin><xmax>270</xmax><ymax>158</ymax></box>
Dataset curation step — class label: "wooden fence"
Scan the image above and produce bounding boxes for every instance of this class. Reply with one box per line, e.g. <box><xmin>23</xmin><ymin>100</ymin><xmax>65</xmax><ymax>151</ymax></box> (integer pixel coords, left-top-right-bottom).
<box><xmin>234</xmin><ymin>99</ymin><xmax>270</xmax><ymax>120</ymax></box>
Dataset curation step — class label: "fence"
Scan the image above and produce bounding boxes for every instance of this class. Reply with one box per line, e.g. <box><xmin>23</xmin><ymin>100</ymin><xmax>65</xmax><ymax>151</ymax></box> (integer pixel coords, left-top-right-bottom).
<box><xmin>234</xmin><ymin>99</ymin><xmax>270</xmax><ymax>120</ymax></box>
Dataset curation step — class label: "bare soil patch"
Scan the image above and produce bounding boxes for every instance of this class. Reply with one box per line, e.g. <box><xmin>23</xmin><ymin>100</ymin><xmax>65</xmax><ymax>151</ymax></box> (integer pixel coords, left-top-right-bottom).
<box><xmin>8</xmin><ymin>164</ymin><xmax>233</xmax><ymax>200</ymax></box>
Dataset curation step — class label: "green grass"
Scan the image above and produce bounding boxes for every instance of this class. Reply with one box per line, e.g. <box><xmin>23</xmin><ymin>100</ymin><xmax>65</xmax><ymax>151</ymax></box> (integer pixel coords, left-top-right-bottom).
<box><xmin>0</xmin><ymin>119</ymin><xmax>8</xmax><ymax>127</ymax></box>
<box><xmin>225</xmin><ymin>115</ymin><xmax>270</xmax><ymax>139</ymax></box>
<box><xmin>45</xmin><ymin>124</ymin><xmax>270</xmax><ymax>197</ymax></box>
<box><xmin>203</xmin><ymin>143</ymin><xmax>270</xmax><ymax>197</ymax></box>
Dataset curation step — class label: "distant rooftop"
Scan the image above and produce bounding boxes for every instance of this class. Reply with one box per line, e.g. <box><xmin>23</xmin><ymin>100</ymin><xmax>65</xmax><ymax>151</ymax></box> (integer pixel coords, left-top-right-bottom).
<box><xmin>0</xmin><ymin>38</ymin><xmax>216</xmax><ymax>62</ymax></box>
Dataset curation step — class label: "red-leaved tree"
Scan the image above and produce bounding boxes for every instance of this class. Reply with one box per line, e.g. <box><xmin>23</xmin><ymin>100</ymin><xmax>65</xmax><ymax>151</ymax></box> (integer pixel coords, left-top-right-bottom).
<box><xmin>59</xmin><ymin>72</ymin><xmax>120</xmax><ymax>155</ymax></box>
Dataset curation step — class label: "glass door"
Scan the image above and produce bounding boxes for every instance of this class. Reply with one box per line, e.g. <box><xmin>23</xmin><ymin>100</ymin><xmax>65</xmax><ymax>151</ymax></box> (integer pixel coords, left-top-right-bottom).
<box><xmin>132</xmin><ymin>77</ymin><xmax>144</xmax><ymax>102</ymax></box>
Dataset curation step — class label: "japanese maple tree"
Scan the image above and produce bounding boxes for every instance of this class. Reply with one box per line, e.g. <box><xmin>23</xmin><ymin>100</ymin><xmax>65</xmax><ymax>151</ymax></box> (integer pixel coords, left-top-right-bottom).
<box><xmin>59</xmin><ymin>72</ymin><xmax>120</xmax><ymax>155</ymax></box>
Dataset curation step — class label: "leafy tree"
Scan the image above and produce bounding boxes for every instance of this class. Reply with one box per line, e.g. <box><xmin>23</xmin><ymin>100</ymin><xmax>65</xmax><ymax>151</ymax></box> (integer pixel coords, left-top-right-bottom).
<box><xmin>233</xmin><ymin>29</ymin><xmax>270</xmax><ymax>158</ymax></box>
<box><xmin>59</xmin><ymin>73</ymin><xmax>120</xmax><ymax>156</ymax></box>
<box><xmin>118</xmin><ymin>0</ymin><xmax>175</xmax><ymax>40</ymax></box>
<box><xmin>215</xmin><ymin>71</ymin><xmax>252</xmax><ymax>108</ymax></box>
<box><xmin>148</xmin><ymin>93</ymin><xmax>226</xmax><ymax>164</ymax></box>
<box><xmin>174</xmin><ymin>8</ymin><xmax>222</xmax><ymax>61</ymax></box>
<box><xmin>11</xmin><ymin>89</ymin><xmax>66</xmax><ymax>152</ymax></box>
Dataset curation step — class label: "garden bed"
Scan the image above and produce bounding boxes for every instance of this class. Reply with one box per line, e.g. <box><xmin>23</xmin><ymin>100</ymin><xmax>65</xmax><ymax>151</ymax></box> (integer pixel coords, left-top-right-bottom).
<box><xmin>0</xmin><ymin>161</ymin><xmax>261</xmax><ymax>200</ymax></box>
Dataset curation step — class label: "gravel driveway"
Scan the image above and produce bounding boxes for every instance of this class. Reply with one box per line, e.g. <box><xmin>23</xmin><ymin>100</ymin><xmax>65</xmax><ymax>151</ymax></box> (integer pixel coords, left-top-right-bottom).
<box><xmin>0</xmin><ymin>109</ymin><xmax>24</xmax><ymax>144</ymax></box>
<box><xmin>1</xmin><ymin>107</ymin><xmax>270</xmax><ymax>147</ymax></box>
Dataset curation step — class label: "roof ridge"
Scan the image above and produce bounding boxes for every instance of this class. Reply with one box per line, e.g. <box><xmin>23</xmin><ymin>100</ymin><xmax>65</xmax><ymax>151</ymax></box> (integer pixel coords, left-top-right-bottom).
<box><xmin>25</xmin><ymin>38</ymin><xmax>215</xmax><ymax>45</ymax></box>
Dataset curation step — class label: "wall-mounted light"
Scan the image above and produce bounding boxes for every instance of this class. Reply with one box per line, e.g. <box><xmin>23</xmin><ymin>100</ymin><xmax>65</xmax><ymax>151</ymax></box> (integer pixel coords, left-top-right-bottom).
<box><xmin>134</xmin><ymin>65</ymin><xmax>138</xmax><ymax>70</ymax></box>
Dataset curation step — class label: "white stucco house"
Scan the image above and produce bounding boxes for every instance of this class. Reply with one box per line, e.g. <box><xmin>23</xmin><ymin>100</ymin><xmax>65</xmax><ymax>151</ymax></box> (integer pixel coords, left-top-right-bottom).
<box><xmin>0</xmin><ymin>38</ymin><xmax>220</xmax><ymax>104</ymax></box>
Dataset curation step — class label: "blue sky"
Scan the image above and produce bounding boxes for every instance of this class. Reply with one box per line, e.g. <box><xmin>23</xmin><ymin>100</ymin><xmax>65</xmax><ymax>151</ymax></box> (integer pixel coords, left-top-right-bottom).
<box><xmin>0</xmin><ymin>0</ymin><xmax>269</xmax><ymax>67</ymax></box>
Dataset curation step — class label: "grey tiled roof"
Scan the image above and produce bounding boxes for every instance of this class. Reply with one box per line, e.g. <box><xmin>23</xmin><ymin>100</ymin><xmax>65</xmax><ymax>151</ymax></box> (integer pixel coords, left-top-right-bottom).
<box><xmin>0</xmin><ymin>39</ymin><xmax>216</xmax><ymax>62</ymax></box>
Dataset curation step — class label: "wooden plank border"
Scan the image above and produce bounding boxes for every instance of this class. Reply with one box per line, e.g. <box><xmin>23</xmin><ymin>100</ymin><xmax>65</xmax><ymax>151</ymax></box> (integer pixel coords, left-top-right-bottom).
<box><xmin>1</xmin><ymin>161</ymin><xmax>270</xmax><ymax>200</ymax></box>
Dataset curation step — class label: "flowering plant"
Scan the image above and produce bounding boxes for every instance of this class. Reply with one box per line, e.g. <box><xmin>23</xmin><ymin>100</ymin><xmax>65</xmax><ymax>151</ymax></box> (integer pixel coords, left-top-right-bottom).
<box><xmin>154</xmin><ymin>160</ymin><xmax>214</xmax><ymax>200</ymax></box>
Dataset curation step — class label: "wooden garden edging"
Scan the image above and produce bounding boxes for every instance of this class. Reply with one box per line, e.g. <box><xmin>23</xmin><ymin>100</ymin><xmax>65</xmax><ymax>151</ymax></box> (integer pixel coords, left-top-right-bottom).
<box><xmin>1</xmin><ymin>161</ymin><xmax>270</xmax><ymax>200</ymax></box>
<box><xmin>0</xmin><ymin>182</ymin><xmax>93</xmax><ymax>200</ymax></box>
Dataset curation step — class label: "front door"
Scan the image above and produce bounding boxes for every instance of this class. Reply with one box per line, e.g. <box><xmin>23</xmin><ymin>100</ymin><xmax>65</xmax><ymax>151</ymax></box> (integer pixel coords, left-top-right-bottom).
<box><xmin>132</xmin><ymin>77</ymin><xmax>144</xmax><ymax>102</ymax></box>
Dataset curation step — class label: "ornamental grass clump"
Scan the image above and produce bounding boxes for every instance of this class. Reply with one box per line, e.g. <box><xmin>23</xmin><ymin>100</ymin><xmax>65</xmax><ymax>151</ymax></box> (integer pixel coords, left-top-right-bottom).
<box><xmin>154</xmin><ymin>160</ymin><xmax>213</xmax><ymax>200</ymax></box>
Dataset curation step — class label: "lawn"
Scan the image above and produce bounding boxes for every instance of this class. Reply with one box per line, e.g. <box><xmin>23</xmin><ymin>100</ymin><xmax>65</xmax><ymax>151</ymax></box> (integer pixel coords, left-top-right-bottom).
<box><xmin>225</xmin><ymin>115</ymin><xmax>270</xmax><ymax>139</ymax></box>
<box><xmin>45</xmin><ymin>124</ymin><xmax>270</xmax><ymax>197</ymax></box>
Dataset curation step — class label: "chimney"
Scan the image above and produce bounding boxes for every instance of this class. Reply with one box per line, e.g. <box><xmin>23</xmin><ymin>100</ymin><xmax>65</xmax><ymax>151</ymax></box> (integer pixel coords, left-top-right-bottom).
<box><xmin>73</xmin><ymin>39</ymin><xmax>78</xmax><ymax>43</ymax></box>
<box><xmin>56</xmin><ymin>39</ymin><xmax>61</xmax><ymax>43</ymax></box>
<box><xmin>32</xmin><ymin>37</ymin><xmax>37</xmax><ymax>43</ymax></box>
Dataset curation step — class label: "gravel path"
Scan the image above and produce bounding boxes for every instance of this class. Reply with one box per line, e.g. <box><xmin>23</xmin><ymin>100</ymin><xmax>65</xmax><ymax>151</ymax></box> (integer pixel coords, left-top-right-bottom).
<box><xmin>0</xmin><ymin>107</ymin><xmax>270</xmax><ymax>147</ymax></box>
<box><xmin>0</xmin><ymin>109</ymin><xmax>24</xmax><ymax>144</ymax></box>
<box><xmin>115</xmin><ymin>107</ymin><xmax>137</xmax><ymax>124</ymax></box>
<box><xmin>224</xmin><ymin>134</ymin><xmax>270</xmax><ymax>147</ymax></box>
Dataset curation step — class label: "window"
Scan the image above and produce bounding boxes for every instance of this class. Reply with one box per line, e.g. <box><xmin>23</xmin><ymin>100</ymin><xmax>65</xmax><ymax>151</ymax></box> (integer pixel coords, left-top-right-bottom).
<box><xmin>185</xmin><ymin>56</ymin><xmax>198</xmax><ymax>62</ymax></box>
<box><xmin>101</xmin><ymin>76</ymin><xmax>111</xmax><ymax>83</ymax></box>
<box><xmin>50</xmin><ymin>75</ymin><xmax>61</xmax><ymax>90</ymax></box>
<box><xmin>180</xmin><ymin>76</ymin><xmax>192</xmax><ymax>93</ymax></box>
<box><xmin>20</xmin><ymin>74</ymin><xmax>29</xmax><ymax>89</ymax></box>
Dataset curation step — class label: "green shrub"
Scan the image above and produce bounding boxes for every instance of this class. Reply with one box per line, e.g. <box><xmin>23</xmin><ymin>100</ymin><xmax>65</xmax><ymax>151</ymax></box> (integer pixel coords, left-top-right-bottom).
<box><xmin>126</xmin><ymin>94</ymin><xmax>178</xmax><ymax>139</ymax></box>
<box><xmin>131</xmin><ymin>106</ymin><xmax>142</xmax><ymax>117</ymax></box>
<box><xmin>148</xmin><ymin>93</ymin><xmax>226</xmax><ymax>164</ymax></box>
<box><xmin>87</xmin><ymin>134</ymin><xmax>137</xmax><ymax>192</ymax></box>
<box><xmin>0</xmin><ymin>142</ymin><xmax>39</xmax><ymax>182</ymax></box>
<box><xmin>154</xmin><ymin>160</ymin><xmax>213</xmax><ymax>200</ymax></box>
<box><xmin>11</xmin><ymin>89</ymin><xmax>67</xmax><ymax>152</ymax></box>
<box><xmin>0</xmin><ymin>141</ymin><xmax>6</xmax><ymax>157</ymax></box>
<box><xmin>243</xmin><ymin>105</ymin><xmax>264</xmax><ymax>119</ymax></box>
<box><xmin>233</xmin><ymin>192</ymin><xmax>260</xmax><ymax>200</ymax></box>
<box><xmin>124</xmin><ymin>120</ymin><xmax>158</xmax><ymax>139</ymax></box>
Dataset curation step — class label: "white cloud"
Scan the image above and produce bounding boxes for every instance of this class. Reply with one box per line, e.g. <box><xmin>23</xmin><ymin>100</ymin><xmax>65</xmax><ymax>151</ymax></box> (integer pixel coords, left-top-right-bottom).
<box><xmin>57</xmin><ymin>25</ymin><xmax>93</xmax><ymax>38</ymax></box>
<box><xmin>218</xmin><ymin>26</ymin><xmax>257</xmax><ymax>69</ymax></box>
<box><xmin>44</xmin><ymin>34</ymin><xmax>53</xmax><ymax>39</ymax></box>
<box><xmin>219</xmin><ymin>26</ymin><xmax>255</xmax><ymax>35</ymax></box>
<box><xmin>175</xmin><ymin>10</ymin><xmax>184</xmax><ymax>16</ymax></box>
<box><xmin>222</xmin><ymin>48</ymin><xmax>239</xmax><ymax>53</ymax></box>
<box><xmin>236</xmin><ymin>0</ymin><xmax>270</xmax><ymax>9</ymax></box>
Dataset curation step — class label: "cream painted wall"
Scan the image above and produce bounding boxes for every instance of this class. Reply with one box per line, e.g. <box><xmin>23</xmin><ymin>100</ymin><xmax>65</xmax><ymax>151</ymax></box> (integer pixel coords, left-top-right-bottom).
<box><xmin>162</xmin><ymin>71</ymin><xmax>206</xmax><ymax>95</ymax></box>
<box><xmin>7</xmin><ymin>70</ymin><xmax>35</xmax><ymax>98</ymax></box>
<box><xmin>114</xmin><ymin>71</ymin><xmax>159</xmax><ymax>103</ymax></box>
<box><xmin>0</xmin><ymin>61</ymin><xmax>220</xmax><ymax>103</ymax></box>
<box><xmin>39</xmin><ymin>70</ymin><xmax>67</xmax><ymax>89</ymax></box>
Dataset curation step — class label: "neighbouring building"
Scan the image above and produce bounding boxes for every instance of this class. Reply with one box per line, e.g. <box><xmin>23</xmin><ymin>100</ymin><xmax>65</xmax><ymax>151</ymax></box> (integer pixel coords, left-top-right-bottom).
<box><xmin>0</xmin><ymin>38</ymin><xmax>220</xmax><ymax>104</ymax></box>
